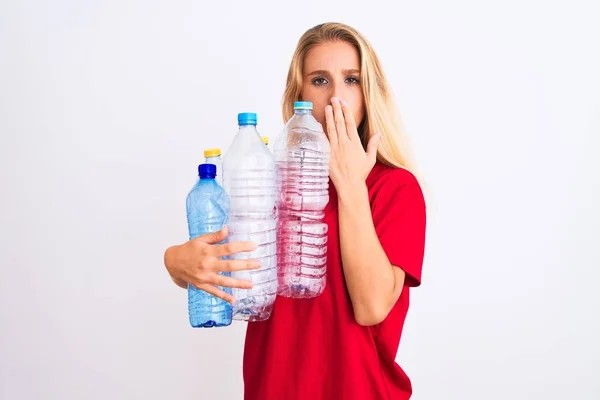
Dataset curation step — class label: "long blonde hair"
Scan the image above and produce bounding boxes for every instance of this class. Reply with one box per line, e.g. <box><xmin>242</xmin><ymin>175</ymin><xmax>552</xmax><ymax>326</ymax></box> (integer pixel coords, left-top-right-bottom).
<box><xmin>282</xmin><ymin>22</ymin><xmax>419</xmax><ymax>177</ymax></box>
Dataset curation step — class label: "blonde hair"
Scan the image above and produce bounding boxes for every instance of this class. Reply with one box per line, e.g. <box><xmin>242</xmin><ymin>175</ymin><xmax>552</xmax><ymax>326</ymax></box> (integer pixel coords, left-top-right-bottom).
<box><xmin>282</xmin><ymin>22</ymin><xmax>419</xmax><ymax>177</ymax></box>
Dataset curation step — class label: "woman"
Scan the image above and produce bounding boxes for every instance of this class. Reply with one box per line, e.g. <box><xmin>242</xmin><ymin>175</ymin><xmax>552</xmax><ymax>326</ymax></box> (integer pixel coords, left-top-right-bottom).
<box><xmin>164</xmin><ymin>22</ymin><xmax>427</xmax><ymax>399</ymax></box>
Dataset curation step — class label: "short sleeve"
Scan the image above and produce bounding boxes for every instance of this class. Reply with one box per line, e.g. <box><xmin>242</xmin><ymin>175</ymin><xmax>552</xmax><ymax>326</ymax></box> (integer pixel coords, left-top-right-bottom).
<box><xmin>371</xmin><ymin>170</ymin><xmax>427</xmax><ymax>287</ymax></box>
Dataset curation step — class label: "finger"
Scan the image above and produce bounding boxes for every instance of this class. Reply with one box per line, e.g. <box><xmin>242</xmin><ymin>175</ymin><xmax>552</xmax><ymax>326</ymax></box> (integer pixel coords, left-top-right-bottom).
<box><xmin>366</xmin><ymin>133</ymin><xmax>382</xmax><ymax>166</ymax></box>
<box><xmin>213</xmin><ymin>258</ymin><xmax>262</xmax><ymax>272</ymax></box>
<box><xmin>340</xmin><ymin>100</ymin><xmax>360</xmax><ymax>141</ymax></box>
<box><xmin>197</xmin><ymin>226</ymin><xmax>228</xmax><ymax>245</ymax></box>
<box><xmin>214</xmin><ymin>240</ymin><xmax>258</xmax><ymax>258</ymax></box>
<box><xmin>193</xmin><ymin>282</ymin><xmax>236</xmax><ymax>304</ymax></box>
<box><xmin>325</xmin><ymin>105</ymin><xmax>338</xmax><ymax>146</ymax></box>
<box><xmin>210</xmin><ymin>273</ymin><xmax>254</xmax><ymax>290</ymax></box>
<box><xmin>331</xmin><ymin>97</ymin><xmax>348</xmax><ymax>141</ymax></box>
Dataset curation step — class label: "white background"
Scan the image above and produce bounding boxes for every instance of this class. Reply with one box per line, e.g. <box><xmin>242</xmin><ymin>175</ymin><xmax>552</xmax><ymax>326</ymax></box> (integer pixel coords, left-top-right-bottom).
<box><xmin>1</xmin><ymin>0</ymin><xmax>599</xmax><ymax>399</ymax></box>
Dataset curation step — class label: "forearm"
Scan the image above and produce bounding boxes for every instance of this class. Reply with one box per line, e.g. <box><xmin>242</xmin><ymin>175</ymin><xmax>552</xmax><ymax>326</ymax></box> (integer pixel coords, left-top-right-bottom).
<box><xmin>337</xmin><ymin>183</ymin><xmax>404</xmax><ymax>326</ymax></box>
<box><xmin>165</xmin><ymin>245</ymin><xmax>188</xmax><ymax>289</ymax></box>
<box><xmin>172</xmin><ymin>276</ymin><xmax>188</xmax><ymax>289</ymax></box>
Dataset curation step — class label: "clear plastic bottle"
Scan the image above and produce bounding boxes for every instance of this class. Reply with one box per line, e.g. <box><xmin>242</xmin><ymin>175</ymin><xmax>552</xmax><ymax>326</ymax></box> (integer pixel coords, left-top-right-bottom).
<box><xmin>222</xmin><ymin>113</ymin><xmax>277</xmax><ymax>321</ymax></box>
<box><xmin>273</xmin><ymin>101</ymin><xmax>331</xmax><ymax>298</ymax></box>
<box><xmin>204</xmin><ymin>148</ymin><xmax>222</xmax><ymax>186</ymax></box>
<box><xmin>186</xmin><ymin>163</ymin><xmax>232</xmax><ymax>327</ymax></box>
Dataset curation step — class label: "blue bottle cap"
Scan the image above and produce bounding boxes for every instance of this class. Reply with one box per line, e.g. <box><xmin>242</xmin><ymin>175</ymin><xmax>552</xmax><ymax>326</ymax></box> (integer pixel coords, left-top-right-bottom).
<box><xmin>198</xmin><ymin>163</ymin><xmax>216</xmax><ymax>179</ymax></box>
<box><xmin>238</xmin><ymin>112</ymin><xmax>258</xmax><ymax>125</ymax></box>
<box><xmin>294</xmin><ymin>101</ymin><xmax>313</xmax><ymax>110</ymax></box>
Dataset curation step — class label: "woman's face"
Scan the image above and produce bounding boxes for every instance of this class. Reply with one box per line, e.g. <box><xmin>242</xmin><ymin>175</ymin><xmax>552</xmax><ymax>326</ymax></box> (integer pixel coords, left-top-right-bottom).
<box><xmin>300</xmin><ymin>41</ymin><xmax>365</xmax><ymax>130</ymax></box>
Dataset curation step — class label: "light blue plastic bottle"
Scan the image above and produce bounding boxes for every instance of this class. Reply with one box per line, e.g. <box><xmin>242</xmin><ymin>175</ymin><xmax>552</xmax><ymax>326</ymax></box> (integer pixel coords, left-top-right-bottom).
<box><xmin>186</xmin><ymin>163</ymin><xmax>232</xmax><ymax>327</ymax></box>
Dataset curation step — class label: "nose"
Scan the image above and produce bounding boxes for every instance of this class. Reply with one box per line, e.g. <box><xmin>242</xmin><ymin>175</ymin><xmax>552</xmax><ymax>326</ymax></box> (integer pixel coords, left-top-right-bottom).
<box><xmin>330</xmin><ymin>82</ymin><xmax>345</xmax><ymax>103</ymax></box>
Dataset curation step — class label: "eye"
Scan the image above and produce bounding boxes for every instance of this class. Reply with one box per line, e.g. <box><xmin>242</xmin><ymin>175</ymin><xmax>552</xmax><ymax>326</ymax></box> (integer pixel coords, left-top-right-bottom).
<box><xmin>345</xmin><ymin>76</ymin><xmax>360</xmax><ymax>85</ymax></box>
<box><xmin>312</xmin><ymin>77</ymin><xmax>328</xmax><ymax>86</ymax></box>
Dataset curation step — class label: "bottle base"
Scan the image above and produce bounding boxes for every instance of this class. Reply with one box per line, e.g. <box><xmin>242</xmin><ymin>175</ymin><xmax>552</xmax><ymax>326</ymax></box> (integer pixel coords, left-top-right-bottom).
<box><xmin>277</xmin><ymin>283</ymin><xmax>325</xmax><ymax>299</ymax></box>
<box><xmin>233</xmin><ymin>310</ymin><xmax>273</xmax><ymax>322</ymax></box>
<box><xmin>277</xmin><ymin>274</ymin><xmax>326</xmax><ymax>299</ymax></box>
<box><xmin>188</xmin><ymin>284</ymin><xmax>233</xmax><ymax>328</ymax></box>
<box><xmin>189</xmin><ymin>317</ymin><xmax>232</xmax><ymax>328</ymax></box>
<box><xmin>233</xmin><ymin>302</ymin><xmax>274</xmax><ymax>322</ymax></box>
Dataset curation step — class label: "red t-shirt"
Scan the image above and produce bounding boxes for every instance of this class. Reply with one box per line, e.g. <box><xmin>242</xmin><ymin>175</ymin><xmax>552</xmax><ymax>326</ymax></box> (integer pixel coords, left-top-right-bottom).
<box><xmin>243</xmin><ymin>162</ymin><xmax>427</xmax><ymax>400</ymax></box>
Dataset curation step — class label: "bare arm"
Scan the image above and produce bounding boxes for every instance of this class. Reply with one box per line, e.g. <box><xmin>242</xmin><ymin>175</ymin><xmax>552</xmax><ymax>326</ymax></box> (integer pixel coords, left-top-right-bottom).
<box><xmin>164</xmin><ymin>245</ymin><xmax>188</xmax><ymax>289</ymax></box>
<box><xmin>337</xmin><ymin>184</ymin><xmax>405</xmax><ymax>326</ymax></box>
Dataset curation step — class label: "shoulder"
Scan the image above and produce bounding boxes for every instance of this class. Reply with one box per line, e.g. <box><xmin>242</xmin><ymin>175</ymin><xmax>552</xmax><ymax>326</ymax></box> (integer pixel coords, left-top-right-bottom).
<box><xmin>367</xmin><ymin>162</ymin><xmax>427</xmax><ymax>287</ymax></box>
<box><xmin>367</xmin><ymin>162</ymin><xmax>424</xmax><ymax>204</ymax></box>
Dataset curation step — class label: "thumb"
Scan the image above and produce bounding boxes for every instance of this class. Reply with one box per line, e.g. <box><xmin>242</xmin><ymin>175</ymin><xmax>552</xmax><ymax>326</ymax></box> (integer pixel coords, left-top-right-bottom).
<box><xmin>198</xmin><ymin>225</ymin><xmax>228</xmax><ymax>244</ymax></box>
<box><xmin>366</xmin><ymin>133</ymin><xmax>381</xmax><ymax>165</ymax></box>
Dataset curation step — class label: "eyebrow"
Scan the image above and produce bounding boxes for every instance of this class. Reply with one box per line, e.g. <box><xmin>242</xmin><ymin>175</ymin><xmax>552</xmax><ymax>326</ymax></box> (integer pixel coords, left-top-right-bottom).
<box><xmin>306</xmin><ymin>69</ymin><xmax>361</xmax><ymax>77</ymax></box>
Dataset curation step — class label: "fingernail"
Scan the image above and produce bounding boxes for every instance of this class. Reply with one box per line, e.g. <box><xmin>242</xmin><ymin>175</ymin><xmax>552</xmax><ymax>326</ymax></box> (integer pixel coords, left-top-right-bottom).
<box><xmin>331</xmin><ymin>97</ymin><xmax>339</xmax><ymax>103</ymax></box>
<box><xmin>341</xmin><ymin>100</ymin><xmax>347</xmax><ymax>107</ymax></box>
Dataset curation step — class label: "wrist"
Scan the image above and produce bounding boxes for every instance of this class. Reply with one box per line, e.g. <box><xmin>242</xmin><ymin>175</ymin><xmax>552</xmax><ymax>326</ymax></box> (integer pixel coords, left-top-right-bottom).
<box><xmin>336</xmin><ymin>181</ymin><xmax>369</xmax><ymax>207</ymax></box>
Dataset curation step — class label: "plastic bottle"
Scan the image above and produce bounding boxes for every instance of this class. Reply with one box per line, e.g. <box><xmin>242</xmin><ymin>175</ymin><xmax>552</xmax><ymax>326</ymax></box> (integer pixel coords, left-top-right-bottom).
<box><xmin>222</xmin><ymin>113</ymin><xmax>277</xmax><ymax>321</ymax></box>
<box><xmin>186</xmin><ymin>163</ymin><xmax>232</xmax><ymax>327</ymax></box>
<box><xmin>204</xmin><ymin>148</ymin><xmax>222</xmax><ymax>186</ymax></box>
<box><xmin>273</xmin><ymin>101</ymin><xmax>331</xmax><ymax>298</ymax></box>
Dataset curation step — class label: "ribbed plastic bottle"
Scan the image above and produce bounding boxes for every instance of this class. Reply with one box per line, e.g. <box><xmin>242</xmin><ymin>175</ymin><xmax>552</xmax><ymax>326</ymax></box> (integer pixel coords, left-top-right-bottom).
<box><xmin>186</xmin><ymin>163</ymin><xmax>232</xmax><ymax>327</ymax></box>
<box><xmin>273</xmin><ymin>101</ymin><xmax>331</xmax><ymax>298</ymax></box>
<box><xmin>222</xmin><ymin>113</ymin><xmax>277</xmax><ymax>321</ymax></box>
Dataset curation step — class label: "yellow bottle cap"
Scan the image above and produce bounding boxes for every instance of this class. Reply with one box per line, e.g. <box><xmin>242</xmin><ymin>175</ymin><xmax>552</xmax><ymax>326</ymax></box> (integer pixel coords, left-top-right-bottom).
<box><xmin>204</xmin><ymin>148</ymin><xmax>221</xmax><ymax>157</ymax></box>
<box><xmin>262</xmin><ymin>136</ymin><xmax>269</xmax><ymax>145</ymax></box>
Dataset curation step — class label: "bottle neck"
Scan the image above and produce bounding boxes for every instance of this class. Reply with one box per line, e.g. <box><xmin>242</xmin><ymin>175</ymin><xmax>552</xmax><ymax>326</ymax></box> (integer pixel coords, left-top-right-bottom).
<box><xmin>238</xmin><ymin>124</ymin><xmax>258</xmax><ymax>131</ymax></box>
<box><xmin>294</xmin><ymin>109</ymin><xmax>312</xmax><ymax>115</ymax></box>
